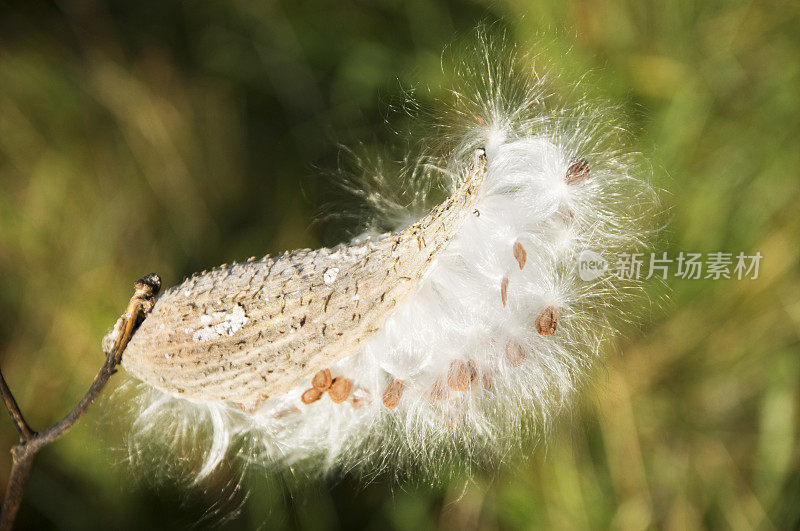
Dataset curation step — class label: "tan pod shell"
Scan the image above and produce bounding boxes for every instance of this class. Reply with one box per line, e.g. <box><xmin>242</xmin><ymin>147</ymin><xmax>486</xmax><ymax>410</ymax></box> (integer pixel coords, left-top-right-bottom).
<box><xmin>121</xmin><ymin>150</ymin><xmax>488</xmax><ymax>403</ymax></box>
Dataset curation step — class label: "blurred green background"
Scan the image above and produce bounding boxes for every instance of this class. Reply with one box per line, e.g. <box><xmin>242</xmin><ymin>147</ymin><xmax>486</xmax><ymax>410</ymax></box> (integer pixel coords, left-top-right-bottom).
<box><xmin>1</xmin><ymin>0</ymin><xmax>799</xmax><ymax>529</ymax></box>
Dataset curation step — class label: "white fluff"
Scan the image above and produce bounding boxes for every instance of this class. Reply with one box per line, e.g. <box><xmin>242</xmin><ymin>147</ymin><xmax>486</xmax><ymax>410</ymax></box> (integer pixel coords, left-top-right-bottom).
<box><xmin>115</xmin><ymin>38</ymin><xmax>657</xmax><ymax>481</ymax></box>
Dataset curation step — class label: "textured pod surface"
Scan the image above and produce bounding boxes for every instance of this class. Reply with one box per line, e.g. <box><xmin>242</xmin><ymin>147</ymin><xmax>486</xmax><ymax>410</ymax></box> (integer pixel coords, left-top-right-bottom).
<box><xmin>121</xmin><ymin>150</ymin><xmax>487</xmax><ymax>403</ymax></box>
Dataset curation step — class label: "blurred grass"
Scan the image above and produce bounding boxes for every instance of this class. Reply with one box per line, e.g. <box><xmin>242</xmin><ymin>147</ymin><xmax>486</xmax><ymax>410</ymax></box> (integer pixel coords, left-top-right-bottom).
<box><xmin>1</xmin><ymin>0</ymin><xmax>799</xmax><ymax>529</ymax></box>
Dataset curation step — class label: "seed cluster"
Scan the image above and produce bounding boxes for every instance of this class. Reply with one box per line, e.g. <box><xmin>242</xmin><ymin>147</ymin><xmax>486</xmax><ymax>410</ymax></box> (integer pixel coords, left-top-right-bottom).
<box><xmin>301</xmin><ymin>368</ymin><xmax>358</xmax><ymax>406</ymax></box>
<box><xmin>296</xmin><ymin>161</ymin><xmax>585</xmax><ymax>413</ymax></box>
<box><xmin>500</xmin><ymin>238</ymin><xmax>562</xmax><ymax>337</ymax></box>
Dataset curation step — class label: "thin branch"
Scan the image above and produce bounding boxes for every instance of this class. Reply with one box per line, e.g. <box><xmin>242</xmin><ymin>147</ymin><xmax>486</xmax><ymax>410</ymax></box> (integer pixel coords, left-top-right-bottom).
<box><xmin>0</xmin><ymin>372</ymin><xmax>33</xmax><ymax>442</ymax></box>
<box><xmin>0</xmin><ymin>273</ymin><xmax>161</xmax><ymax>531</ymax></box>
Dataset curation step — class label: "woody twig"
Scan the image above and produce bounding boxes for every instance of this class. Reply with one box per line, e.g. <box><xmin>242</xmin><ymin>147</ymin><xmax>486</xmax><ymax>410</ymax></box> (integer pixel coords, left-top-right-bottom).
<box><xmin>0</xmin><ymin>273</ymin><xmax>161</xmax><ymax>531</ymax></box>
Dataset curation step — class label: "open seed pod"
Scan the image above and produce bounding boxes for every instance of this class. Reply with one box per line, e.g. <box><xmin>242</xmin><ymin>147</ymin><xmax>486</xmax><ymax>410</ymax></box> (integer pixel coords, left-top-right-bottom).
<box><xmin>107</xmin><ymin>41</ymin><xmax>656</xmax><ymax>480</ymax></box>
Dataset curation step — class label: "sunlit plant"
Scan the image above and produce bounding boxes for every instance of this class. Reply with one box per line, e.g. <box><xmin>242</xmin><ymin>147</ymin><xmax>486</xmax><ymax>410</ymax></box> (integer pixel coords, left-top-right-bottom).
<box><xmin>112</xmin><ymin>36</ymin><xmax>657</xmax><ymax>481</ymax></box>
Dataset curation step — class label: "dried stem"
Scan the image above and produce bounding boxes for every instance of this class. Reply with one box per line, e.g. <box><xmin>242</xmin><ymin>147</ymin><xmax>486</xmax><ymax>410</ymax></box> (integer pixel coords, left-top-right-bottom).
<box><xmin>0</xmin><ymin>373</ymin><xmax>33</xmax><ymax>443</ymax></box>
<box><xmin>0</xmin><ymin>273</ymin><xmax>161</xmax><ymax>531</ymax></box>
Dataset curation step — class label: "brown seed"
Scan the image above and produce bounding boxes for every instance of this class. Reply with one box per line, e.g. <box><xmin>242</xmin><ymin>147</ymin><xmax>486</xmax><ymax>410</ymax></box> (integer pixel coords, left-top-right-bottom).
<box><xmin>382</xmin><ymin>379</ymin><xmax>405</xmax><ymax>409</ymax></box>
<box><xmin>566</xmin><ymin>158</ymin><xmax>590</xmax><ymax>185</ymax></box>
<box><xmin>504</xmin><ymin>340</ymin><xmax>526</xmax><ymax>367</ymax></box>
<box><xmin>535</xmin><ymin>305</ymin><xmax>559</xmax><ymax>336</ymax></box>
<box><xmin>311</xmin><ymin>368</ymin><xmax>332</xmax><ymax>391</ymax></box>
<box><xmin>447</xmin><ymin>360</ymin><xmax>478</xmax><ymax>391</ymax></box>
<box><xmin>236</xmin><ymin>402</ymin><xmax>257</xmax><ymax>414</ymax></box>
<box><xmin>482</xmin><ymin>375</ymin><xmax>495</xmax><ymax>391</ymax></box>
<box><xmin>301</xmin><ymin>387</ymin><xmax>323</xmax><ymax>404</ymax></box>
<box><xmin>444</xmin><ymin>410</ymin><xmax>463</xmax><ymax>429</ymax></box>
<box><xmin>513</xmin><ymin>241</ymin><xmax>527</xmax><ymax>270</ymax></box>
<box><xmin>500</xmin><ymin>277</ymin><xmax>509</xmax><ymax>306</ymax></box>
<box><xmin>236</xmin><ymin>394</ymin><xmax>269</xmax><ymax>413</ymax></box>
<box><xmin>476</xmin><ymin>115</ymin><xmax>488</xmax><ymax>127</ymax></box>
<box><xmin>468</xmin><ymin>361</ymin><xmax>478</xmax><ymax>385</ymax></box>
<box><xmin>328</xmin><ymin>377</ymin><xmax>352</xmax><ymax>403</ymax></box>
<box><xmin>350</xmin><ymin>388</ymin><xmax>372</xmax><ymax>409</ymax></box>
<box><xmin>274</xmin><ymin>406</ymin><xmax>300</xmax><ymax>419</ymax></box>
<box><xmin>552</xmin><ymin>204</ymin><xmax>575</xmax><ymax>229</ymax></box>
<box><xmin>428</xmin><ymin>379</ymin><xmax>450</xmax><ymax>402</ymax></box>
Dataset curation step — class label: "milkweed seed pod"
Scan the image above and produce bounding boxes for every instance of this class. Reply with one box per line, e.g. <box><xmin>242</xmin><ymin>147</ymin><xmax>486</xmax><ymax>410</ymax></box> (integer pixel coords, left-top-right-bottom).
<box><xmin>107</xmin><ymin>38</ymin><xmax>657</xmax><ymax>480</ymax></box>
